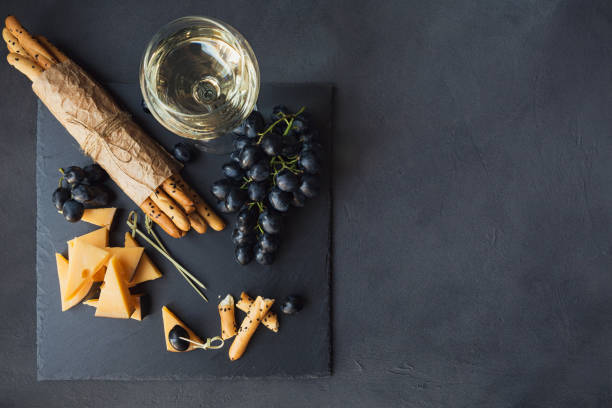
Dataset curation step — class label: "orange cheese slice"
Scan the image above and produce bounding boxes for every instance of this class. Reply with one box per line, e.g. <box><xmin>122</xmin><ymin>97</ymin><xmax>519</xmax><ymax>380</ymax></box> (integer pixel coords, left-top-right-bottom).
<box><xmin>64</xmin><ymin>241</ymin><xmax>110</xmax><ymax>301</ymax></box>
<box><xmin>104</xmin><ymin>247</ymin><xmax>144</xmax><ymax>281</ymax></box>
<box><xmin>55</xmin><ymin>253</ymin><xmax>93</xmax><ymax>311</ymax></box>
<box><xmin>81</xmin><ymin>207</ymin><xmax>117</xmax><ymax>228</ymax></box>
<box><xmin>91</xmin><ymin>265</ymin><xmax>106</xmax><ymax>282</ymax></box>
<box><xmin>162</xmin><ymin>306</ymin><xmax>202</xmax><ymax>352</ymax></box>
<box><xmin>67</xmin><ymin>227</ymin><xmax>108</xmax><ymax>252</ymax></box>
<box><xmin>124</xmin><ymin>233</ymin><xmax>162</xmax><ymax>286</ymax></box>
<box><xmin>82</xmin><ymin>298</ymin><xmax>98</xmax><ymax>307</ymax></box>
<box><xmin>94</xmin><ymin>256</ymin><xmax>134</xmax><ymax>319</ymax></box>
<box><xmin>83</xmin><ymin>294</ymin><xmax>143</xmax><ymax>321</ymax></box>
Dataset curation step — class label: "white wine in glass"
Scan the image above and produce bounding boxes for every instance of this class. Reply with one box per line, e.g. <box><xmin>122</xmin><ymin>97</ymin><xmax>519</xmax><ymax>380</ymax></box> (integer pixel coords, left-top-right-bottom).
<box><xmin>140</xmin><ymin>16</ymin><xmax>260</xmax><ymax>153</ymax></box>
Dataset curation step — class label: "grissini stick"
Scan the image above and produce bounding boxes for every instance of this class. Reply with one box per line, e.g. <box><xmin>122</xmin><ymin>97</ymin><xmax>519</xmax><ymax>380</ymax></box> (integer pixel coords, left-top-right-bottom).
<box><xmin>172</xmin><ymin>174</ymin><xmax>226</xmax><ymax>231</ymax></box>
<box><xmin>218</xmin><ymin>294</ymin><xmax>237</xmax><ymax>340</ymax></box>
<box><xmin>5</xmin><ymin>16</ymin><xmax>57</xmax><ymax>66</ymax></box>
<box><xmin>2</xmin><ymin>28</ymin><xmax>27</xmax><ymax>56</ymax></box>
<box><xmin>228</xmin><ymin>296</ymin><xmax>274</xmax><ymax>361</ymax></box>
<box><xmin>236</xmin><ymin>292</ymin><xmax>279</xmax><ymax>332</ymax></box>
<box><xmin>36</xmin><ymin>36</ymin><xmax>68</xmax><ymax>63</ymax></box>
<box><xmin>161</xmin><ymin>177</ymin><xmax>195</xmax><ymax>214</ymax></box>
<box><xmin>188</xmin><ymin>212</ymin><xmax>207</xmax><ymax>234</ymax></box>
<box><xmin>139</xmin><ymin>197</ymin><xmax>182</xmax><ymax>238</ymax></box>
<box><xmin>150</xmin><ymin>188</ymin><xmax>190</xmax><ymax>232</ymax></box>
<box><xmin>6</xmin><ymin>52</ymin><xmax>43</xmax><ymax>81</ymax></box>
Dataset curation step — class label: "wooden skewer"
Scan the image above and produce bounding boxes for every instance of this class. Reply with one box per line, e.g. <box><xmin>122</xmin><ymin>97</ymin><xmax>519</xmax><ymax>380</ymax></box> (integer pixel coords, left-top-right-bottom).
<box><xmin>2</xmin><ymin>28</ymin><xmax>27</xmax><ymax>56</ymax></box>
<box><xmin>5</xmin><ymin>15</ymin><xmax>57</xmax><ymax>65</ymax></box>
<box><xmin>6</xmin><ymin>52</ymin><xmax>43</xmax><ymax>81</ymax></box>
<box><xmin>36</xmin><ymin>36</ymin><xmax>68</xmax><ymax>63</ymax></box>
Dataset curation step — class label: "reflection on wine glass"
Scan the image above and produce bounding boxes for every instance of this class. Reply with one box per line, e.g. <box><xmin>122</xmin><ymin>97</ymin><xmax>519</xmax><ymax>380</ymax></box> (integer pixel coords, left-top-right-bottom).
<box><xmin>140</xmin><ymin>16</ymin><xmax>260</xmax><ymax>153</ymax></box>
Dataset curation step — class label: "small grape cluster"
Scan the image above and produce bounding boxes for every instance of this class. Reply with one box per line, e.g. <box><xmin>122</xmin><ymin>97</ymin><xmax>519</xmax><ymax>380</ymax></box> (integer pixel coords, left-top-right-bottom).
<box><xmin>211</xmin><ymin>106</ymin><xmax>322</xmax><ymax>265</ymax></box>
<box><xmin>52</xmin><ymin>164</ymin><xmax>113</xmax><ymax>222</ymax></box>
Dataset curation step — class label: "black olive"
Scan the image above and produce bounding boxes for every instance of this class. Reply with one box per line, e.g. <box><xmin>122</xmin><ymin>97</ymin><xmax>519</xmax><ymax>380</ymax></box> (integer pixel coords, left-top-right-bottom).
<box><xmin>168</xmin><ymin>325</ymin><xmax>190</xmax><ymax>351</ymax></box>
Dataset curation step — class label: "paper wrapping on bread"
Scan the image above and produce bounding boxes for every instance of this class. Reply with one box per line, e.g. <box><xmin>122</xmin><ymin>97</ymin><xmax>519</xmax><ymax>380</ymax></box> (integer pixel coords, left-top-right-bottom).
<box><xmin>32</xmin><ymin>60</ymin><xmax>181</xmax><ymax>206</ymax></box>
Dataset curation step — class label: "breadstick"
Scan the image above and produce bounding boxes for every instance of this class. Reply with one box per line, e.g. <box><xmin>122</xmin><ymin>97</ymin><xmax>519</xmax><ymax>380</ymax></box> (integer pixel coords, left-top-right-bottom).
<box><xmin>3</xmin><ymin>28</ymin><xmax>27</xmax><ymax>55</ymax></box>
<box><xmin>161</xmin><ymin>177</ymin><xmax>195</xmax><ymax>214</ymax></box>
<box><xmin>172</xmin><ymin>174</ymin><xmax>226</xmax><ymax>231</ymax></box>
<box><xmin>6</xmin><ymin>53</ymin><xmax>43</xmax><ymax>81</ymax></box>
<box><xmin>150</xmin><ymin>188</ymin><xmax>190</xmax><ymax>232</ymax></box>
<box><xmin>236</xmin><ymin>292</ymin><xmax>279</xmax><ymax>332</ymax></box>
<box><xmin>36</xmin><ymin>36</ymin><xmax>68</xmax><ymax>63</ymax></box>
<box><xmin>188</xmin><ymin>212</ymin><xmax>207</xmax><ymax>234</ymax></box>
<box><xmin>218</xmin><ymin>294</ymin><xmax>237</xmax><ymax>340</ymax></box>
<box><xmin>228</xmin><ymin>296</ymin><xmax>274</xmax><ymax>361</ymax></box>
<box><xmin>139</xmin><ymin>197</ymin><xmax>182</xmax><ymax>238</ymax></box>
<box><xmin>5</xmin><ymin>16</ymin><xmax>57</xmax><ymax>65</ymax></box>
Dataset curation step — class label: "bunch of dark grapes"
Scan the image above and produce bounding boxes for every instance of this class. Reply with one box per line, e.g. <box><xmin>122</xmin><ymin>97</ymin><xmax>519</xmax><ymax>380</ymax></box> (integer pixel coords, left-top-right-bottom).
<box><xmin>52</xmin><ymin>164</ymin><xmax>114</xmax><ymax>222</ymax></box>
<box><xmin>211</xmin><ymin>106</ymin><xmax>322</xmax><ymax>265</ymax></box>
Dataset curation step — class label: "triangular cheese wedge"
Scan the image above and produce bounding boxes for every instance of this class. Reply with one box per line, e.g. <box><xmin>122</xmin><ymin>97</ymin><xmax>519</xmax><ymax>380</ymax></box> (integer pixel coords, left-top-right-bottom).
<box><xmin>64</xmin><ymin>241</ymin><xmax>110</xmax><ymax>301</ymax></box>
<box><xmin>124</xmin><ymin>233</ymin><xmax>162</xmax><ymax>286</ymax></box>
<box><xmin>55</xmin><ymin>253</ymin><xmax>93</xmax><ymax>311</ymax></box>
<box><xmin>162</xmin><ymin>306</ymin><xmax>202</xmax><ymax>352</ymax></box>
<box><xmin>104</xmin><ymin>247</ymin><xmax>144</xmax><ymax>281</ymax></box>
<box><xmin>130</xmin><ymin>294</ymin><xmax>144</xmax><ymax>321</ymax></box>
<box><xmin>94</xmin><ymin>256</ymin><xmax>134</xmax><ymax>319</ymax></box>
<box><xmin>81</xmin><ymin>207</ymin><xmax>117</xmax><ymax>228</ymax></box>
<box><xmin>67</xmin><ymin>227</ymin><xmax>109</xmax><ymax>252</ymax></box>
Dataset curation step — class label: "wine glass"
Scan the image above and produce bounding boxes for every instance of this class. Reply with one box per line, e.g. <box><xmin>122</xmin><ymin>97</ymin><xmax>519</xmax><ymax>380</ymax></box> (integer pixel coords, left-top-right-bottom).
<box><xmin>140</xmin><ymin>16</ymin><xmax>260</xmax><ymax>153</ymax></box>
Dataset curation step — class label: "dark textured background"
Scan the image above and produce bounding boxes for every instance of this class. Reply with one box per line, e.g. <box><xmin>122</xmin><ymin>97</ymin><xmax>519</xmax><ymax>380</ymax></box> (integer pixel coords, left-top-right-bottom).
<box><xmin>2</xmin><ymin>0</ymin><xmax>612</xmax><ymax>406</ymax></box>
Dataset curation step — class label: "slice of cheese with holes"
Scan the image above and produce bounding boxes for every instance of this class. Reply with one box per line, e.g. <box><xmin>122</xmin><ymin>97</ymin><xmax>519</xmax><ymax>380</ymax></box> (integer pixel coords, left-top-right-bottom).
<box><xmin>124</xmin><ymin>232</ymin><xmax>162</xmax><ymax>286</ymax></box>
<box><xmin>162</xmin><ymin>306</ymin><xmax>202</xmax><ymax>352</ymax></box>
<box><xmin>64</xmin><ymin>241</ymin><xmax>110</xmax><ymax>301</ymax></box>
<box><xmin>81</xmin><ymin>207</ymin><xmax>117</xmax><ymax>228</ymax></box>
<box><xmin>55</xmin><ymin>253</ymin><xmax>93</xmax><ymax>311</ymax></box>
<box><xmin>83</xmin><ymin>294</ymin><xmax>143</xmax><ymax>321</ymax></box>
<box><xmin>94</xmin><ymin>256</ymin><xmax>134</xmax><ymax>319</ymax></box>
<box><xmin>104</xmin><ymin>247</ymin><xmax>144</xmax><ymax>282</ymax></box>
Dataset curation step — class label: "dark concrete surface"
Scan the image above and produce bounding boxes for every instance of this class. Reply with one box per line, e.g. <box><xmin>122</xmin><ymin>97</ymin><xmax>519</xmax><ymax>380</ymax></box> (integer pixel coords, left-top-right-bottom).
<box><xmin>2</xmin><ymin>0</ymin><xmax>612</xmax><ymax>406</ymax></box>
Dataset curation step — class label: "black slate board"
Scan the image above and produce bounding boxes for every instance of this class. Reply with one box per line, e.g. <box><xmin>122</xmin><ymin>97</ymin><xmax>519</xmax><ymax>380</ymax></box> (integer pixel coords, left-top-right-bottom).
<box><xmin>36</xmin><ymin>83</ymin><xmax>332</xmax><ymax>380</ymax></box>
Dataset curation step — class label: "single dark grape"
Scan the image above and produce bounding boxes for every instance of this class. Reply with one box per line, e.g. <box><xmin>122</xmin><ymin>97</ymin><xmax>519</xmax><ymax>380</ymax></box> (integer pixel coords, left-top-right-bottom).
<box><xmin>298</xmin><ymin>151</ymin><xmax>320</xmax><ymax>174</ymax></box>
<box><xmin>276</xmin><ymin>169</ymin><xmax>299</xmax><ymax>192</ymax></box>
<box><xmin>71</xmin><ymin>184</ymin><xmax>94</xmax><ymax>203</ymax></box>
<box><xmin>211</xmin><ymin>179</ymin><xmax>233</xmax><ymax>200</ymax></box>
<box><xmin>222</xmin><ymin>162</ymin><xmax>244</xmax><ymax>179</ymax></box>
<box><xmin>226</xmin><ymin>188</ymin><xmax>247</xmax><ymax>212</ymax></box>
<box><xmin>255</xmin><ymin>245</ymin><xmax>275</xmax><ymax>265</ymax></box>
<box><xmin>235</xmin><ymin>244</ymin><xmax>254</xmax><ymax>265</ymax></box>
<box><xmin>246</xmin><ymin>161</ymin><xmax>270</xmax><ymax>182</ymax></box>
<box><xmin>236</xmin><ymin>205</ymin><xmax>258</xmax><ymax>228</ymax></box>
<box><xmin>63</xmin><ymin>166</ymin><xmax>85</xmax><ymax>185</ymax></box>
<box><xmin>259</xmin><ymin>209</ymin><xmax>282</xmax><ymax>234</ymax></box>
<box><xmin>248</xmin><ymin>181</ymin><xmax>267</xmax><ymax>202</ymax></box>
<box><xmin>271</xmin><ymin>105</ymin><xmax>289</xmax><ymax>120</ymax></box>
<box><xmin>83</xmin><ymin>163</ymin><xmax>107</xmax><ymax>184</ymax></box>
<box><xmin>173</xmin><ymin>142</ymin><xmax>194</xmax><ymax>163</ymax></box>
<box><xmin>141</xmin><ymin>98</ymin><xmax>151</xmax><ymax>114</ymax></box>
<box><xmin>280</xmin><ymin>295</ymin><xmax>304</xmax><ymax>314</ymax></box>
<box><xmin>239</xmin><ymin>145</ymin><xmax>261</xmax><ymax>170</ymax></box>
<box><xmin>268</xmin><ymin>187</ymin><xmax>291</xmax><ymax>212</ymax></box>
<box><xmin>302</xmin><ymin>141</ymin><xmax>323</xmax><ymax>156</ymax></box>
<box><xmin>299</xmin><ymin>130</ymin><xmax>318</xmax><ymax>144</ymax></box>
<box><xmin>258</xmin><ymin>232</ymin><xmax>279</xmax><ymax>253</ymax></box>
<box><xmin>233</xmin><ymin>135</ymin><xmax>250</xmax><ymax>151</ymax></box>
<box><xmin>52</xmin><ymin>187</ymin><xmax>71</xmax><ymax>211</ymax></box>
<box><xmin>291</xmin><ymin>117</ymin><xmax>308</xmax><ymax>134</ymax></box>
<box><xmin>261</xmin><ymin>133</ymin><xmax>282</xmax><ymax>156</ymax></box>
<box><xmin>168</xmin><ymin>325</ymin><xmax>190</xmax><ymax>351</ymax></box>
<box><xmin>232</xmin><ymin>228</ymin><xmax>256</xmax><ymax>246</ymax></box>
<box><xmin>87</xmin><ymin>185</ymin><xmax>112</xmax><ymax>207</ymax></box>
<box><xmin>232</xmin><ymin>121</ymin><xmax>247</xmax><ymax>136</ymax></box>
<box><xmin>216</xmin><ymin>200</ymin><xmax>232</xmax><ymax>213</ymax></box>
<box><xmin>299</xmin><ymin>174</ymin><xmax>320</xmax><ymax>198</ymax></box>
<box><xmin>291</xmin><ymin>190</ymin><xmax>306</xmax><ymax>207</ymax></box>
<box><xmin>230</xmin><ymin>150</ymin><xmax>241</xmax><ymax>163</ymax></box>
<box><xmin>62</xmin><ymin>199</ymin><xmax>84</xmax><ymax>222</ymax></box>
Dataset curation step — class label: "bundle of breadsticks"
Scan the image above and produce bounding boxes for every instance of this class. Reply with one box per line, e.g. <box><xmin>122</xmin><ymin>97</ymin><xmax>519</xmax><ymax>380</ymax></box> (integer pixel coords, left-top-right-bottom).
<box><xmin>4</xmin><ymin>15</ymin><xmax>224</xmax><ymax>238</ymax></box>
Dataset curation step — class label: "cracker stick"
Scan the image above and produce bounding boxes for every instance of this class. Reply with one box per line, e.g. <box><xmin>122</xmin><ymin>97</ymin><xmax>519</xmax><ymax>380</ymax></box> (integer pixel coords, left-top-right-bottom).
<box><xmin>228</xmin><ymin>296</ymin><xmax>274</xmax><ymax>361</ymax></box>
<box><xmin>218</xmin><ymin>294</ymin><xmax>237</xmax><ymax>340</ymax></box>
<box><xmin>236</xmin><ymin>292</ymin><xmax>279</xmax><ymax>332</ymax></box>
<box><xmin>6</xmin><ymin>53</ymin><xmax>43</xmax><ymax>81</ymax></box>
<box><xmin>5</xmin><ymin>15</ymin><xmax>57</xmax><ymax>65</ymax></box>
<box><xmin>161</xmin><ymin>176</ymin><xmax>195</xmax><ymax>214</ymax></box>
<box><xmin>188</xmin><ymin>212</ymin><xmax>207</xmax><ymax>234</ymax></box>
<box><xmin>3</xmin><ymin>28</ymin><xmax>26</xmax><ymax>55</ymax></box>
<box><xmin>36</xmin><ymin>36</ymin><xmax>68</xmax><ymax>63</ymax></box>
<box><xmin>150</xmin><ymin>188</ymin><xmax>190</xmax><ymax>232</ymax></box>
<box><xmin>172</xmin><ymin>174</ymin><xmax>225</xmax><ymax>231</ymax></box>
<box><xmin>139</xmin><ymin>197</ymin><xmax>182</xmax><ymax>238</ymax></box>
